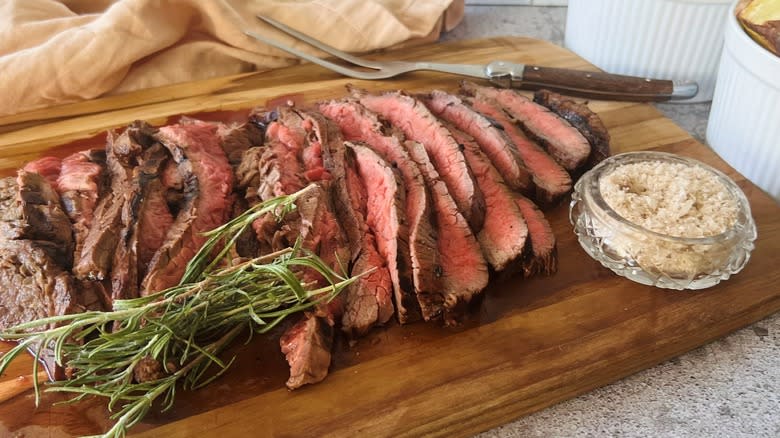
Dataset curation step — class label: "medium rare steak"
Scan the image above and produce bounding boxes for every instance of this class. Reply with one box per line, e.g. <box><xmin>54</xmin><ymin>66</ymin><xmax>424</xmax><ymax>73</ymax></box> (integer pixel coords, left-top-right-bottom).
<box><xmin>112</xmin><ymin>143</ymin><xmax>171</xmax><ymax>301</ymax></box>
<box><xmin>319</xmin><ymin>110</ymin><xmax>395</xmax><ymax>334</ymax></box>
<box><xmin>280</xmin><ymin>314</ymin><xmax>334</xmax><ymax>390</ymax></box>
<box><xmin>22</xmin><ymin>156</ymin><xmax>62</xmax><ymax>189</ymax></box>
<box><xmin>466</xmin><ymin>95</ymin><xmax>572</xmax><ymax>205</ymax></box>
<box><xmin>354</xmin><ymin>89</ymin><xmax>486</xmax><ymax>232</ymax></box>
<box><xmin>57</xmin><ymin>149</ymin><xmax>107</xmax><ymax>264</ymax></box>
<box><xmin>421</xmin><ymin>90</ymin><xmax>533</xmax><ymax>193</ymax></box>
<box><xmin>350</xmin><ymin>142</ymin><xmax>412</xmax><ymax>327</ymax></box>
<box><xmin>10</xmin><ymin>170</ymin><xmax>74</xmax><ymax>267</ymax></box>
<box><xmin>461</xmin><ymin>81</ymin><xmax>591</xmax><ymax>172</ymax></box>
<box><xmin>319</xmin><ymin>99</ymin><xmax>440</xmax><ymax>321</ymax></box>
<box><xmin>180</xmin><ymin>117</ymin><xmax>265</xmax><ymax>170</ymax></box>
<box><xmin>533</xmin><ymin>89</ymin><xmax>611</xmax><ymax>168</ymax></box>
<box><xmin>142</xmin><ymin>121</ymin><xmax>233</xmax><ymax>294</ymax></box>
<box><xmin>449</xmin><ymin>126</ymin><xmax>529</xmax><ymax>273</ymax></box>
<box><xmin>405</xmin><ymin>140</ymin><xmax>488</xmax><ymax>325</ymax></box>
<box><xmin>237</xmin><ymin>139</ymin><xmax>307</xmax><ymax>206</ymax></box>
<box><xmin>514</xmin><ymin>195</ymin><xmax>557</xmax><ymax>277</ymax></box>
<box><xmin>74</xmin><ymin>121</ymin><xmax>157</xmax><ymax>281</ymax></box>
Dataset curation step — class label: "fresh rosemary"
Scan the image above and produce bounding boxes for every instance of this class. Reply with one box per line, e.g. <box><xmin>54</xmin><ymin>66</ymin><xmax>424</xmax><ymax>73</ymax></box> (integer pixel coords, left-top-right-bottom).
<box><xmin>0</xmin><ymin>184</ymin><xmax>357</xmax><ymax>438</ymax></box>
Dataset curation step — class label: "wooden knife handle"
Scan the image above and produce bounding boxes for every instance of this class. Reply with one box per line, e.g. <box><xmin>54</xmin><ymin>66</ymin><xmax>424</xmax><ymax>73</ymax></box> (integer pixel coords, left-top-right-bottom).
<box><xmin>521</xmin><ymin>65</ymin><xmax>687</xmax><ymax>102</ymax></box>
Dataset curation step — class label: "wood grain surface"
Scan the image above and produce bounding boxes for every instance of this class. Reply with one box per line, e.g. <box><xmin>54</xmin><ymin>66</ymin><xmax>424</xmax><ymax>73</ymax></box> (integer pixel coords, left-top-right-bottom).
<box><xmin>0</xmin><ymin>37</ymin><xmax>778</xmax><ymax>438</ymax></box>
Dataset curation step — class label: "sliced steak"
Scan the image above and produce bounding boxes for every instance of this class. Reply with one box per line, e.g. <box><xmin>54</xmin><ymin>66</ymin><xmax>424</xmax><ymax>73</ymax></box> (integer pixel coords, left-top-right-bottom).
<box><xmin>74</xmin><ymin>121</ymin><xmax>157</xmax><ymax>281</ymax></box>
<box><xmin>405</xmin><ymin>140</ymin><xmax>488</xmax><ymax>325</ymax></box>
<box><xmin>22</xmin><ymin>156</ymin><xmax>62</xmax><ymax>189</ymax></box>
<box><xmin>354</xmin><ymin>89</ymin><xmax>486</xmax><ymax>232</ymax></box>
<box><xmin>319</xmin><ymin>99</ymin><xmax>440</xmax><ymax>321</ymax></box>
<box><xmin>142</xmin><ymin>122</ymin><xmax>233</xmax><ymax>294</ymax></box>
<box><xmin>350</xmin><ymin>142</ymin><xmax>413</xmax><ymax>326</ymax></box>
<box><xmin>12</xmin><ymin>170</ymin><xmax>74</xmax><ymax>267</ymax></box>
<box><xmin>0</xmin><ymin>177</ymin><xmax>19</xmax><ymax>237</ymax></box>
<box><xmin>236</xmin><ymin>140</ymin><xmax>308</xmax><ymax>219</ymax></box>
<box><xmin>112</xmin><ymin>143</ymin><xmax>171</xmax><ymax>301</ymax></box>
<box><xmin>461</xmin><ymin>82</ymin><xmax>591</xmax><ymax>172</ymax></box>
<box><xmin>514</xmin><ymin>195</ymin><xmax>558</xmax><ymax>277</ymax></box>
<box><xmin>136</xmin><ymin>182</ymin><xmax>175</xmax><ymax>278</ymax></box>
<box><xmin>181</xmin><ymin>117</ymin><xmax>266</xmax><ymax>170</ymax></box>
<box><xmin>319</xmin><ymin>114</ymin><xmax>395</xmax><ymax>334</ymax></box>
<box><xmin>533</xmin><ymin>89</ymin><xmax>611</xmax><ymax>168</ymax></box>
<box><xmin>57</xmin><ymin>149</ymin><xmax>107</xmax><ymax>263</ymax></box>
<box><xmin>449</xmin><ymin>126</ymin><xmax>528</xmax><ymax>273</ymax></box>
<box><xmin>279</xmin><ymin>314</ymin><xmax>334</xmax><ymax>390</ymax></box>
<box><xmin>0</xmin><ymin>240</ymin><xmax>81</xmax><ymax>331</ymax></box>
<box><xmin>421</xmin><ymin>90</ymin><xmax>533</xmax><ymax>193</ymax></box>
<box><xmin>466</xmin><ymin>95</ymin><xmax>572</xmax><ymax>205</ymax></box>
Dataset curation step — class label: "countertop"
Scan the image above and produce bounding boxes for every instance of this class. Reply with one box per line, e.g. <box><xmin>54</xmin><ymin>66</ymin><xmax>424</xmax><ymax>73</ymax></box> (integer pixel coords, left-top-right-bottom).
<box><xmin>442</xmin><ymin>5</ymin><xmax>780</xmax><ymax>438</ymax></box>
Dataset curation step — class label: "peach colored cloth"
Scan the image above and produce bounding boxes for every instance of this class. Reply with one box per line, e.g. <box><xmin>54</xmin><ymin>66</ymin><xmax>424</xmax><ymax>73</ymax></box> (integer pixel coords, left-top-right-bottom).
<box><xmin>0</xmin><ymin>0</ymin><xmax>464</xmax><ymax>116</ymax></box>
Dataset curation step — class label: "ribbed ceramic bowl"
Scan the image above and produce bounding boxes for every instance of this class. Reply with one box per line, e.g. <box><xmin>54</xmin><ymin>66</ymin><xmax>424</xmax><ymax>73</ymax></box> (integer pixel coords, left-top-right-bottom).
<box><xmin>570</xmin><ymin>152</ymin><xmax>757</xmax><ymax>290</ymax></box>
<box><xmin>706</xmin><ymin>0</ymin><xmax>780</xmax><ymax>201</ymax></box>
<box><xmin>564</xmin><ymin>0</ymin><xmax>731</xmax><ymax>102</ymax></box>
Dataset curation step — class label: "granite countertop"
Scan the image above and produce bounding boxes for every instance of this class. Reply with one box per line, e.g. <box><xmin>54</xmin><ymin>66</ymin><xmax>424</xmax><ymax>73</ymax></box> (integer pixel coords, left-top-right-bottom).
<box><xmin>442</xmin><ymin>5</ymin><xmax>780</xmax><ymax>438</ymax></box>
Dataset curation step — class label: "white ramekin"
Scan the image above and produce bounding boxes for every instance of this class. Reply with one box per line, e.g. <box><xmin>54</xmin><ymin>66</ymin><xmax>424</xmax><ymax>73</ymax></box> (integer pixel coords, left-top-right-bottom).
<box><xmin>564</xmin><ymin>0</ymin><xmax>732</xmax><ymax>102</ymax></box>
<box><xmin>706</xmin><ymin>1</ymin><xmax>780</xmax><ymax>201</ymax></box>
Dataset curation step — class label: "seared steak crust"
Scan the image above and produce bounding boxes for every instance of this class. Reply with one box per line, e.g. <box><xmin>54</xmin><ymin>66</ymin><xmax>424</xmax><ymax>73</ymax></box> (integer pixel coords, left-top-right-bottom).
<box><xmin>461</xmin><ymin>81</ymin><xmax>591</xmax><ymax>172</ymax></box>
<box><xmin>533</xmin><ymin>89</ymin><xmax>611</xmax><ymax>168</ymax></box>
<box><xmin>74</xmin><ymin>121</ymin><xmax>157</xmax><ymax>281</ymax></box>
<box><xmin>13</xmin><ymin>170</ymin><xmax>74</xmax><ymax>267</ymax></box>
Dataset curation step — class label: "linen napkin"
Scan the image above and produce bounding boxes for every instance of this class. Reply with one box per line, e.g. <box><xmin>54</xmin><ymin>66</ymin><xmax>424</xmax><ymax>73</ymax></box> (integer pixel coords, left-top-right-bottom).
<box><xmin>0</xmin><ymin>0</ymin><xmax>464</xmax><ymax>117</ymax></box>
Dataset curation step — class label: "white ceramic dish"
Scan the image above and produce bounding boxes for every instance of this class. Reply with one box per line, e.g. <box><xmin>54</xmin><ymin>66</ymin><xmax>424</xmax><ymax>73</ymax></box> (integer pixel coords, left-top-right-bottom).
<box><xmin>706</xmin><ymin>0</ymin><xmax>780</xmax><ymax>201</ymax></box>
<box><xmin>564</xmin><ymin>0</ymin><xmax>732</xmax><ymax>102</ymax></box>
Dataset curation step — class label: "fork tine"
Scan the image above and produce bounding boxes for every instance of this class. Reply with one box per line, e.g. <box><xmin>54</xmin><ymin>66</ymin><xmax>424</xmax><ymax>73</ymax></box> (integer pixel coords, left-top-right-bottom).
<box><xmin>256</xmin><ymin>15</ymin><xmax>386</xmax><ymax>70</ymax></box>
<box><xmin>244</xmin><ymin>30</ymin><xmax>382</xmax><ymax>80</ymax></box>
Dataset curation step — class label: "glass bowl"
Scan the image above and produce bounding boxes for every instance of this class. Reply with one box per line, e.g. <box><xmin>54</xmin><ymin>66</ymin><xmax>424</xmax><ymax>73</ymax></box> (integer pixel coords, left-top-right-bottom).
<box><xmin>569</xmin><ymin>151</ymin><xmax>757</xmax><ymax>290</ymax></box>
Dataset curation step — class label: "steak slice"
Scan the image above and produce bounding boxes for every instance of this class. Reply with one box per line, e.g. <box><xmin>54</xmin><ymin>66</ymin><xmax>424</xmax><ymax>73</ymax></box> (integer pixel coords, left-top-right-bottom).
<box><xmin>350</xmin><ymin>142</ymin><xmax>413</xmax><ymax>326</ymax></box>
<box><xmin>405</xmin><ymin>140</ymin><xmax>488</xmax><ymax>325</ymax></box>
<box><xmin>280</xmin><ymin>314</ymin><xmax>334</xmax><ymax>390</ymax></box>
<box><xmin>461</xmin><ymin>82</ymin><xmax>591</xmax><ymax>172</ymax></box>
<box><xmin>181</xmin><ymin>117</ymin><xmax>266</xmax><ymax>170</ymax></box>
<box><xmin>421</xmin><ymin>90</ymin><xmax>533</xmax><ymax>193</ymax></box>
<box><xmin>533</xmin><ymin>89</ymin><xmax>611</xmax><ymax>168</ymax></box>
<box><xmin>354</xmin><ymin>89</ymin><xmax>486</xmax><ymax>232</ymax></box>
<box><xmin>142</xmin><ymin>122</ymin><xmax>233</xmax><ymax>294</ymax></box>
<box><xmin>319</xmin><ymin>110</ymin><xmax>395</xmax><ymax>334</ymax></box>
<box><xmin>466</xmin><ymin>95</ymin><xmax>572</xmax><ymax>205</ymax></box>
<box><xmin>74</xmin><ymin>122</ymin><xmax>157</xmax><ymax>281</ymax></box>
<box><xmin>22</xmin><ymin>156</ymin><xmax>62</xmax><ymax>189</ymax></box>
<box><xmin>319</xmin><ymin>99</ymin><xmax>440</xmax><ymax>321</ymax></box>
<box><xmin>11</xmin><ymin>170</ymin><xmax>74</xmax><ymax>267</ymax></box>
<box><xmin>514</xmin><ymin>195</ymin><xmax>558</xmax><ymax>277</ymax></box>
<box><xmin>57</xmin><ymin>149</ymin><xmax>107</xmax><ymax>263</ymax></box>
<box><xmin>112</xmin><ymin>143</ymin><xmax>171</xmax><ymax>301</ymax></box>
<box><xmin>0</xmin><ymin>240</ymin><xmax>81</xmax><ymax>331</ymax></box>
<box><xmin>449</xmin><ymin>126</ymin><xmax>528</xmax><ymax>273</ymax></box>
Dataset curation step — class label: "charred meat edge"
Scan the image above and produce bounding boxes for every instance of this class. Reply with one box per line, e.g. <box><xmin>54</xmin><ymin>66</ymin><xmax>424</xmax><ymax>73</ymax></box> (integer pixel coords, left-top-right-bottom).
<box><xmin>460</xmin><ymin>81</ymin><xmax>591</xmax><ymax>172</ymax></box>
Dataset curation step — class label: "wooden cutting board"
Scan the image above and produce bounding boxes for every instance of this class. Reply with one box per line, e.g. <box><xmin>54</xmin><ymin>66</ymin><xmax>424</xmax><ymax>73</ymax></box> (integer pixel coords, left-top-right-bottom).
<box><xmin>0</xmin><ymin>37</ymin><xmax>778</xmax><ymax>438</ymax></box>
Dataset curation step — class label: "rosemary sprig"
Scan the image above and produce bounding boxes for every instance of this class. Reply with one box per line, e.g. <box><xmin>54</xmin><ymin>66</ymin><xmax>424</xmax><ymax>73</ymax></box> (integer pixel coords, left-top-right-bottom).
<box><xmin>0</xmin><ymin>184</ymin><xmax>358</xmax><ymax>438</ymax></box>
